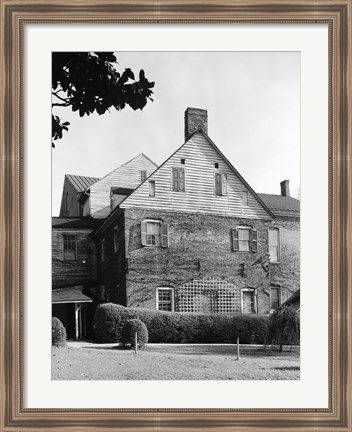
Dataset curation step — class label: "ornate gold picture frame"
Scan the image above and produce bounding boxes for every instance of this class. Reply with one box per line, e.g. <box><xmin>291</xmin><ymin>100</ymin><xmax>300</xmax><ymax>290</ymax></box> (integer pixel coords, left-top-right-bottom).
<box><xmin>1</xmin><ymin>0</ymin><xmax>351</xmax><ymax>430</ymax></box>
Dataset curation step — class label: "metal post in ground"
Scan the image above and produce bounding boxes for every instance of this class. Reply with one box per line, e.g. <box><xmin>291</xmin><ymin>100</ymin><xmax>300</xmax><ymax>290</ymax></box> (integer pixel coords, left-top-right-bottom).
<box><xmin>236</xmin><ymin>338</ymin><xmax>240</xmax><ymax>360</ymax></box>
<box><xmin>135</xmin><ymin>332</ymin><xmax>138</xmax><ymax>354</ymax></box>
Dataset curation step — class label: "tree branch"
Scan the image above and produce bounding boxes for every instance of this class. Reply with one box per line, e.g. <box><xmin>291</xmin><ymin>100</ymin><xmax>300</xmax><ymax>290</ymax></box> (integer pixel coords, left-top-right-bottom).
<box><xmin>52</xmin><ymin>92</ymin><xmax>70</xmax><ymax>104</ymax></box>
<box><xmin>52</xmin><ymin>102</ymin><xmax>71</xmax><ymax>107</ymax></box>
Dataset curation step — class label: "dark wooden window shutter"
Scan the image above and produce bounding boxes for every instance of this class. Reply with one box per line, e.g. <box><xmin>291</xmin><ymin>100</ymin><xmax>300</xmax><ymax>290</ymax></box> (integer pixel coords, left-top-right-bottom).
<box><xmin>251</xmin><ymin>229</ymin><xmax>258</xmax><ymax>252</ymax></box>
<box><xmin>141</xmin><ymin>221</ymin><xmax>147</xmax><ymax>246</ymax></box>
<box><xmin>161</xmin><ymin>223</ymin><xmax>169</xmax><ymax>248</ymax></box>
<box><xmin>232</xmin><ymin>229</ymin><xmax>239</xmax><ymax>251</ymax></box>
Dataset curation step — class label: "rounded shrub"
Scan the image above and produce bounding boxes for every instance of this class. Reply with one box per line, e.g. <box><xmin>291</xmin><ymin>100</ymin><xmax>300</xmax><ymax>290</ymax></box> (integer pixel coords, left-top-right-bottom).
<box><xmin>93</xmin><ymin>303</ymin><xmax>128</xmax><ymax>342</ymax></box>
<box><xmin>52</xmin><ymin>317</ymin><xmax>67</xmax><ymax>347</ymax></box>
<box><xmin>267</xmin><ymin>305</ymin><xmax>300</xmax><ymax>351</ymax></box>
<box><xmin>121</xmin><ymin>319</ymin><xmax>148</xmax><ymax>348</ymax></box>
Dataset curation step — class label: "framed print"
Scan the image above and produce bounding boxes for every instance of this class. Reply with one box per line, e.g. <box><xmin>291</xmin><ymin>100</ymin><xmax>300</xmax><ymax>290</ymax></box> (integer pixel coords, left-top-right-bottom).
<box><xmin>0</xmin><ymin>0</ymin><xmax>351</xmax><ymax>431</ymax></box>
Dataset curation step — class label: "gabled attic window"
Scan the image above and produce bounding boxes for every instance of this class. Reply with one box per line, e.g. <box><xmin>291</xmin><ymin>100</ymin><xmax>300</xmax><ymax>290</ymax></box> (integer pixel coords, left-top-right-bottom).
<box><xmin>172</xmin><ymin>168</ymin><xmax>185</xmax><ymax>192</ymax></box>
<box><xmin>215</xmin><ymin>173</ymin><xmax>228</xmax><ymax>196</ymax></box>
<box><xmin>242</xmin><ymin>191</ymin><xmax>248</xmax><ymax>206</ymax></box>
<box><xmin>140</xmin><ymin>170</ymin><xmax>147</xmax><ymax>182</ymax></box>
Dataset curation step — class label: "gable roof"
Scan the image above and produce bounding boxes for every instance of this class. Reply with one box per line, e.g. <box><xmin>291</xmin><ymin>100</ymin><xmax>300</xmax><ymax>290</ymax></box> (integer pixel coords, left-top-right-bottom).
<box><xmin>90</xmin><ymin>153</ymin><xmax>158</xmax><ymax>189</ymax></box>
<box><xmin>66</xmin><ymin>174</ymin><xmax>100</xmax><ymax>192</ymax></box>
<box><xmin>52</xmin><ymin>287</ymin><xmax>92</xmax><ymax>304</ymax></box>
<box><xmin>258</xmin><ymin>193</ymin><xmax>300</xmax><ymax>218</ymax></box>
<box><xmin>119</xmin><ymin>128</ymin><xmax>274</xmax><ymax>218</ymax></box>
<box><xmin>192</xmin><ymin>129</ymin><xmax>275</xmax><ymax>218</ymax></box>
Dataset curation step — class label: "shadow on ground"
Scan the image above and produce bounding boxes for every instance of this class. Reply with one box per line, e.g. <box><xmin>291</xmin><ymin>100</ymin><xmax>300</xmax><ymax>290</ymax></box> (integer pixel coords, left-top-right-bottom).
<box><xmin>79</xmin><ymin>344</ymin><xmax>299</xmax><ymax>358</ymax></box>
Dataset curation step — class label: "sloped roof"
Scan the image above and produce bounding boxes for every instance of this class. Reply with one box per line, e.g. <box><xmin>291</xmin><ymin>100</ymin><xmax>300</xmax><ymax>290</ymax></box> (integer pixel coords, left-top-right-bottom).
<box><xmin>52</xmin><ymin>287</ymin><xmax>92</xmax><ymax>304</ymax></box>
<box><xmin>92</xmin><ymin>130</ymin><xmax>275</xmax><ymax>237</ymax></box>
<box><xmin>111</xmin><ymin>187</ymin><xmax>135</xmax><ymax>195</ymax></box>
<box><xmin>282</xmin><ymin>289</ymin><xmax>300</xmax><ymax>309</ymax></box>
<box><xmin>258</xmin><ymin>193</ymin><xmax>300</xmax><ymax>218</ymax></box>
<box><xmin>52</xmin><ymin>217</ymin><xmax>104</xmax><ymax>229</ymax></box>
<box><xmin>91</xmin><ymin>153</ymin><xmax>158</xmax><ymax>188</ymax></box>
<box><xmin>66</xmin><ymin>174</ymin><xmax>100</xmax><ymax>192</ymax></box>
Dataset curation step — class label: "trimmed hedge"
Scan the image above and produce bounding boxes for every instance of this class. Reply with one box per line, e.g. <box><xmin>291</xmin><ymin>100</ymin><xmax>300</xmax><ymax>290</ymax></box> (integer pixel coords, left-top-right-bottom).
<box><xmin>93</xmin><ymin>303</ymin><xmax>127</xmax><ymax>342</ymax></box>
<box><xmin>52</xmin><ymin>317</ymin><xmax>67</xmax><ymax>347</ymax></box>
<box><xmin>121</xmin><ymin>319</ymin><xmax>148</xmax><ymax>348</ymax></box>
<box><xmin>93</xmin><ymin>303</ymin><xmax>269</xmax><ymax>344</ymax></box>
<box><xmin>267</xmin><ymin>305</ymin><xmax>300</xmax><ymax>351</ymax></box>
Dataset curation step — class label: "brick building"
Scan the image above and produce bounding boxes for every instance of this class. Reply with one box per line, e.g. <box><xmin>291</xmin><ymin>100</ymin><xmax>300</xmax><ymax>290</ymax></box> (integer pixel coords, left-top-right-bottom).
<box><xmin>52</xmin><ymin>107</ymin><xmax>300</xmax><ymax>337</ymax></box>
<box><xmin>90</xmin><ymin>108</ymin><xmax>300</xmax><ymax>315</ymax></box>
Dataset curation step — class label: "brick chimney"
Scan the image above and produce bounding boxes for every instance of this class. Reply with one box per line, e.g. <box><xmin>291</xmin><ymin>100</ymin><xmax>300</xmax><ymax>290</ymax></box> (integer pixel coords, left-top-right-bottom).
<box><xmin>280</xmin><ymin>180</ymin><xmax>290</xmax><ymax>197</ymax></box>
<box><xmin>185</xmin><ymin>108</ymin><xmax>208</xmax><ymax>141</ymax></box>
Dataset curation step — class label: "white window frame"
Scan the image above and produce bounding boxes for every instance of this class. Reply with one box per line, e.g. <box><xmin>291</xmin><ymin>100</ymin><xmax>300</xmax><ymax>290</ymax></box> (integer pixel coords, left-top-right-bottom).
<box><xmin>232</xmin><ymin>226</ymin><xmax>258</xmax><ymax>252</ymax></box>
<box><xmin>140</xmin><ymin>170</ymin><xmax>147</xmax><ymax>182</ymax></box>
<box><xmin>268</xmin><ymin>227</ymin><xmax>280</xmax><ymax>263</ymax></box>
<box><xmin>156</xmin><ymin>287</ymin><xmax>174</xmax><ymax>312</ymax></box>
<box><xmin>241</xmin><ymin>288</ymin><xmax>257</xmax><ymax>314</ymax></box>
<box><xmin>141</xmin><ymin>219</ymin><xmax>169</xmax><ymax>248</ymax></box>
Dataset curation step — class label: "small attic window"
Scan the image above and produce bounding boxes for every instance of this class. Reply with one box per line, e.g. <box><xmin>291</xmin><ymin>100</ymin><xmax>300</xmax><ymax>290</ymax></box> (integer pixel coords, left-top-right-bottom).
<box><xmin>242</xmin><ymin>191</ymin><xmax>248</xmax><ymax>206</ymax></box>
<box><xmin>214</xmin><ymin>162</ymin><xmax>219</xmax><ymax>169</ymax></box>
<box><xmin>140</xmin><ymin>170</ymin><xmax>147</xmax><ymax>182</ymax></box>
<box><xmin>181</xmin><ymin>158</ymin><xmax>186</xmax><ymax>165</ymax></box>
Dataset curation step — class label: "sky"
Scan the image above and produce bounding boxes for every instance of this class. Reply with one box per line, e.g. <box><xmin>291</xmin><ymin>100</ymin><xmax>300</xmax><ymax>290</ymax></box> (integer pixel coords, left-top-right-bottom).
<box><xmin>52</xmin><ymin>51</ymin><xmax>300</xmax><ymax>216</ymax></box>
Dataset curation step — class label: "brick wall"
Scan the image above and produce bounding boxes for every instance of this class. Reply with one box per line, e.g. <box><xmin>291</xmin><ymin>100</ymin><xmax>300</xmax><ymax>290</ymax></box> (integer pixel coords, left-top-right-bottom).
<box><xmin>95</xmin><ymin>211</ymin><xmax>127</xmax><ymax>305</ymax></box>
<box><xmin>123</xmin><ymin>208</ymin><xmax>300</xmax><ymax>314</ymax></box>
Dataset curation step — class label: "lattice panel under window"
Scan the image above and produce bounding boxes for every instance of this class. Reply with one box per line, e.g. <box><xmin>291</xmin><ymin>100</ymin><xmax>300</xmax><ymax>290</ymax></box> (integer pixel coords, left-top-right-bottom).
<box><xmin>176</xmin><ymin>277</ymin><xmax>240</xmax><ymax>314</ymax></box>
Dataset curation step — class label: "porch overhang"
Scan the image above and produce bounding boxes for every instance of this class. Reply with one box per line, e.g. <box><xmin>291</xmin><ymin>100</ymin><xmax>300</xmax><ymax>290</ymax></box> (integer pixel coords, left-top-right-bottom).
<box><xmin>52</xmin><ymin>288</ymin><xmax>92</xmax><ymax>304</ymax></box>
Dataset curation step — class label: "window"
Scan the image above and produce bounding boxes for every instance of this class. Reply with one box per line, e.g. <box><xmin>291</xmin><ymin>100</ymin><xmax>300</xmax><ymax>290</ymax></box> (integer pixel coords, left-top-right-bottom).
<box><xmin>270</xmin><ymin>286</ymin><xmax>281</xmax><ymax>310</ymax></box>
<box><xmin>156</xmin><ymin>288</ymin><xmax>174</xmax><ymax>311</ymax></box>
<box><xmin>241</xmin><ymin>289</ymin><xmax>256</xmax><ymax>313</ymax></box>
<box><xmin>141</xmin><ymin>220</ymin><xmax>169</xmax><ymax>247</ymax></box>
<box><xmin>140</xmin><ymin>170</ymin><xmax>147</xmax><ymax>182</ymax></box>
<box><xmin>214</xmin><ymin>162</ymin><xmax>219</xmax><ymax>168</ymax></box>
<box><xmin>149</xmin><ymin>180</ymin><xmax>155</xmax><ymax>197</ymax></box>
<box><xmin>180</xmin><ymin>158</ymin><xmax>186</xmax><ymax>164</ymax></box>
<box><xmin>101</xmin><ymin>239</ymin><xmax>105</xmax><ymax>262</ymax></box>
<box><xmin>242</xmin><ymin>191</ymin><xmax>248</xmax><ymax>206</ymax></box>
<box><xmin>113</xmin><ymin>226</ymin><xmax>119</xmax><ymax>253</ymax></box>
<box><xmin>63</xmin><ymin>234</ymin><xmax>76</xmax><ymax>260</ymax></box>
<box><xmin>172</xmin><ymin>168</ymin><xmax>185</xmax><ymax>192</ymax></box>
<box><xmin>232</xmin><ymin>227</ymin><xmax>258</xmax><ymax>252</ymax></box>
<box><xmin>268</xmin><ymin>228</ymin><xmax>280</xmax><ymax>262</ymax></box>
<box><xmin>215</xmin><ymin>173</ymin><xmax>228</xmax><ymax>195</ymax></box>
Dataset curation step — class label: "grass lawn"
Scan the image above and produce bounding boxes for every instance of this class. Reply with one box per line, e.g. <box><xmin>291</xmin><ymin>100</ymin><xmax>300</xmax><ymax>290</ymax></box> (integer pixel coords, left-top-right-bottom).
<box><xmin>52</xmin><ymin>343</ymin><xmax>300</xmax><ymax>380</ymax></box>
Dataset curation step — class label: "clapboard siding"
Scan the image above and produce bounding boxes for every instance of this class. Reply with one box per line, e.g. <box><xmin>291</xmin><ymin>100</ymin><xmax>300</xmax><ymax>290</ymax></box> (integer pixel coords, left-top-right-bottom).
<box><xmin>52</xmin><ymin>228</ymin><xmax>97</xmax><ymax>288</ymax></box>
<box><xmin>89</xmin><ymin>154</ymin><xmax>157</xmax><ymax>218</ymax></box>
<box><xmin>121</xmin><ymin>133</ymin><xmax>271</xmax><ymax>219</ymax></box>
<box><xmin>59</xmin><ymin>177</ymin><xmax>81</xmax><ymax>217</ymax></box>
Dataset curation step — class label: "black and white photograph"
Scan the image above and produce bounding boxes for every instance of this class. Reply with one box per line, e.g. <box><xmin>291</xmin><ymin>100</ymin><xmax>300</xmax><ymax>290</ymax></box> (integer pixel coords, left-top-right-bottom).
<box><xmin>51</xmin><ymin>51</ymin><xmax>300</xmax><ymax>380</ymax></box>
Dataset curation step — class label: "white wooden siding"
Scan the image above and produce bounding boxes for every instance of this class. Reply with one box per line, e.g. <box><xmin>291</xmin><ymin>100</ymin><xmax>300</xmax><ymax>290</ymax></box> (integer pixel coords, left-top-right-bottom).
<box><xmin>89</xmin><ymin>154</ymin><xmax>157</xmax><ymax>218</ymax></box>
<box><xmin>121</xmin><ymin>133</ymin><xmax>271</xmax><ymax>219</ymax></box>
